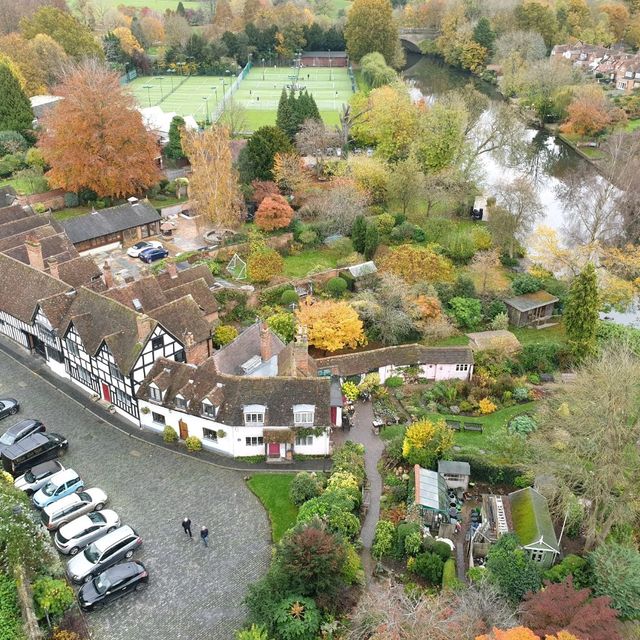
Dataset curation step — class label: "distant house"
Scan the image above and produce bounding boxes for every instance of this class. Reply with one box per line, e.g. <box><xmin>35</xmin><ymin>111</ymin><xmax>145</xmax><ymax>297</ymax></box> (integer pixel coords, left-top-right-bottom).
<box><xmin>438</xmin><ymin>460</ymin><xmax>470</xmax><ymax>491</ymax></box>
<box><xmin>504</xmin><ymin>291</ymin><xmax>558</xmax><ymax>328</ymax></box>
<box><xmin>139</xmin><ymin>106</ymin><xmax>198</xmax><ymax>145</ymax></box>
<box><xmin>61</xmin><ymin>199</ymin><xmax>161</xmax><ymax>252</ymax></box>
<box><xmin>300</xmin><ymin>51</ymin><xmax>348</xmax><ymax>67</ymax></box>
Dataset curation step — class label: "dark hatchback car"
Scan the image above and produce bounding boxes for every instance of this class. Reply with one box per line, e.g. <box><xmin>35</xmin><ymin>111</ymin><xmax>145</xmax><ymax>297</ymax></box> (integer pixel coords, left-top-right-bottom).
<box><xmin>0</xmin><ymin>398</ymin><xmax>19</xmax><ymax>420</ymax></box>
<box><xmin>2</xmin><ymin>432</ymin><xmax>68</xmax><ymax>476</ymax></box>
<box><xmin>78</xmin><ymin>561</ymin><xmax>148</xmax><ymax>611</ymax></box>
<box><xmin>0</xmin><ymin>419</ymin><xmax>45</xmax><ymax>455</ymax></box>
<box><xmin>138</xmin><ymin>247</ymin><xmax>169</xmax><ymax>263</ymax></box>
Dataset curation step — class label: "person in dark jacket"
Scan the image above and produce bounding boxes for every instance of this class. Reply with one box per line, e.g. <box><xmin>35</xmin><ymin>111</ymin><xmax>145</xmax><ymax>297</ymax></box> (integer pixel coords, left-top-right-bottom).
<box><xmin>182</xmin><ymin>517</ymin><xmax>192</xmax><ymax>538</ymax></box>
<box><xmin>200</xmin><ymin>525</ymin><xmax>209</xmax><ymax>547</ymax></box>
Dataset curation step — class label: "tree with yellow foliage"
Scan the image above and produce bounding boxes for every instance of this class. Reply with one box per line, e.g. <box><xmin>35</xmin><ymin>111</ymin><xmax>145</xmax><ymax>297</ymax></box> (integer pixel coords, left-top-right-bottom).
<box><xmin>112</xmin><ymin>27</ymin><xmax>143</xmax><ymax>56</ymax></box>
<box><xmin>402</xmin><ymin>418</ymin><xmax>454</xmax><ymax>467</ymax></box>
<box><xmin>295</xmin><ymin>298</ymin><xmax>366</xmax><ymax>353</ymax></box>
<box><xmin>379</xmin><ymin>245</ymin><xmax>455</xmax><ymax>285</ymax></box>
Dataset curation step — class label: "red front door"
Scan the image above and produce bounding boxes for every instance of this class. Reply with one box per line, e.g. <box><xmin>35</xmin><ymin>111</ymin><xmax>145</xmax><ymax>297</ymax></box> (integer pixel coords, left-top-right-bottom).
<box><xmin>268</xmin><ymin>443</ymin><xmax>280</xmax><ymax>457</ymax></box>
<box><xmin>101</xmin><ymin>383</ymin><xmax>111</xmax><ymax>403</ymax></box>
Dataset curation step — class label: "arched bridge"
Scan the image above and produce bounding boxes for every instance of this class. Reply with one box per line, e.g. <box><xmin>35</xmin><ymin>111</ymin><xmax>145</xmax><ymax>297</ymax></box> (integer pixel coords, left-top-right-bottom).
<box><xmin>399</xmin><ymin>28</ymin><xmax>440</xmax><ymax>53</ymax></box>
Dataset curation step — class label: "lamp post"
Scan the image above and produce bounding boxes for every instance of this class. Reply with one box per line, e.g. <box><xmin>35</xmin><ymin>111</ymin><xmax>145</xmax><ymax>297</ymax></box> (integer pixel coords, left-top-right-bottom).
<box><xmin>142</xmin><ymin>84</ymin><xmax>154</xmax><ymax>107</ymax></box>
<box><xmin>262</xmin><ymin>58</ymin><xmax>265</xmax><ymax>81</ymax></box>
<box><xmin>202</xmin><ymin>96</ymin><xmax>210</xmax><ymax>125</ymax></box>
<box><xmin>222</xmin><ymin>79</ymin><xmax>227</xmax><ymax>99</ymax></box>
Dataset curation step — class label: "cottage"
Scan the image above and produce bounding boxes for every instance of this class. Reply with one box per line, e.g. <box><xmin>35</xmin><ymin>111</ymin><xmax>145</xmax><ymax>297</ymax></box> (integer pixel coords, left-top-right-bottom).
<box><xmin>438</xmin><ymin>460</ymin><xmax>471</xmax><ymax>492</ymax></box>
<box><xmin>61</xmin><ymin>199</ymin><xmax>161</xmax><ymax>252</ymax></box>
<box><xmin>504</xmin><ymin>290</ymin><xmax>558</xmax><ymax>328</ymax></box>
<box><xmin>315</xmin><ymin>344</ymin><xmax>474</xmax><ymax>384</ymax></box>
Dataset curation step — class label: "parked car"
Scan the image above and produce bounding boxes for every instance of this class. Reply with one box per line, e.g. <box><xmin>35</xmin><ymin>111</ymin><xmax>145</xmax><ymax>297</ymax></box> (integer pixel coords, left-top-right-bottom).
<box><xmin>0</xmin><ymin>398</ymin><xmax>19</xmax><ymax>420</ymax></box>
<box><xmin>33</xmin><ymin>468</ymin><xmax>83</xmax><ymax>509</ymax></box>
<box><xmin>1</xmin><ymin>432</ymin><xmax>67</xmax><ymax>476</ymax></box>
<box><xmin>55</xmin><ymin>510</ymin><xmax>120</xmax><ymax>556</ymax></box>
<box><xmin>138</xmin><ymin>247</ymin><xmax>169</xmax><ymax>263</ymax></box>
<box><xmin>0</xmin><ymin>419</ymin><xmax>45</xmax><ymax>455</ymax></box>
<box><xmin>67</xmin><ymin>525</ymin><xmax>142</xmax><ymax>584</ymax></box>
<box><xmin>42</xmin><ymin>488</ymin><xmax>109</xmax><ymax>530</ymax></box>
<box><xmin>127</xmin><ymin>240</ymin><xmax>163</xmax><ymax>258</ymax></box>
<box><xmin>14</xmin><ymin>460</ymin><xmax>65</xmax><ymax>495</ymax></box>
<box><xmin>78</xmin><ymin>561</ymin><xmax>148</xmax><ymax>611</ymax></box>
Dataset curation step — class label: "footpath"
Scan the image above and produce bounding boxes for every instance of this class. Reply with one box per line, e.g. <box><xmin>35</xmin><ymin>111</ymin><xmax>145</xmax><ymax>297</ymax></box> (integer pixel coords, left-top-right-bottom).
<box><xmin>0</xmin><ymin>336</ymin><xmax>327</xmax><ymax>473</ymax></box>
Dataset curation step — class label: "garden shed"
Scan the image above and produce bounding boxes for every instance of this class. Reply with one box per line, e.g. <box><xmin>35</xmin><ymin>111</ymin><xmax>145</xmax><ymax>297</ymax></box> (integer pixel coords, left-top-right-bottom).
<box><xmin>504</xmin><ymin>291</ymin><xmax>559</xmax><ymax>328</ymax></box>
<box><xmin>508</xmin><ymin>487</ymin><xmax>559</xmax><ymax>568</ymax></box>
<box><xmin>414</xmin><ymin>465</ymin><xmax>451</xmax><ymax>524</ymax></box>
<box><xmin>467</xmin><ymin>330</ymin><xmax>521</xmax><ymax>353</ymax></box>
<box><xmin>438</xmin><ymin>460</ymin><xmax>470</xmax><ymax>491</ymax></box>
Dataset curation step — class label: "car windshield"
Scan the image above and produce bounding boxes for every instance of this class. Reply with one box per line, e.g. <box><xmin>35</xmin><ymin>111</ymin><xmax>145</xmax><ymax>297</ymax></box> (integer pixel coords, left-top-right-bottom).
<box><xmin>24</xmin><ymin>470</ymin><xmax>36</xmax><ymax>483</ymax></box>
<box><xmin>0</xmin><ymin>402</ymin><xmax>5</xmax><ymax>410</ymax></box>
<box><xmin>134</xmin><ymin>242</ymin><xmax>147</xmax><ymax>249</ymax></box>
<box><xmin>88</xmin><ymin>512</ymin><xmax>105</xmax><ymax>524</ymax></box>
<box><xmin>94</xmin><ymin>573</ymin><xmax>112</xmax><ymax>595</ymax></box>
<box><xmin>42</xmin><ymin>481</ymin><xmax>57</xmax><ymax>496</ymax></box>
<box><xmin>84</xmin><ymin>544</ymin><xmax>100</xmax><ymax>563</ymax></box>
<box><xmin>0</xmin><ymin>432</ymin><xmax>15</xmax><ymax>445</ymax></box>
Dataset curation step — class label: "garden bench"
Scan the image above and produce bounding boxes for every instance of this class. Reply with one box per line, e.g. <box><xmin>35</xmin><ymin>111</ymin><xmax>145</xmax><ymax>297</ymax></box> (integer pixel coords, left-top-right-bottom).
<box><xmin>463</xmin><ymin>422</ymin><xmax>483</xmax><ymax>432</ymax></box>
<box><xmin>446</xmin><ymin>420</ymin><xmax>462</xmax><ymax>431</ymax></box>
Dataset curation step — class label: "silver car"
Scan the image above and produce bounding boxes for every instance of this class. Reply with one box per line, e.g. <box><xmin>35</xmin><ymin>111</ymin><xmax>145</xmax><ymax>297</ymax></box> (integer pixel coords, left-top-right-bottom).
<box><xmin>67</xmin><ymin>525</ymin><xmax>142</xmax><ymax>584</ymax></box>
<box><xmin>42</xmin><ymin>488</ymin><xmax>109</xmax><ymax>531</ymax></box>
<box><xmin>14</xmin><ymin>460</ymin><xmax>64</xmax><ymax>495</ymax></box>
<box><xmin>55</xmin><ymin>510</ymin><xmax>120</xmax><ymax>556</ymax></box>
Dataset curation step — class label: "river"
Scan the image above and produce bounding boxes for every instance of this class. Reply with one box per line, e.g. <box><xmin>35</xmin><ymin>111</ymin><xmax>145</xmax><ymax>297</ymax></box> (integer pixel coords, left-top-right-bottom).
<box><xmin>403</xmin><ymin>54</ymin><xmax>640</xmax><ymax>327</ymax></box>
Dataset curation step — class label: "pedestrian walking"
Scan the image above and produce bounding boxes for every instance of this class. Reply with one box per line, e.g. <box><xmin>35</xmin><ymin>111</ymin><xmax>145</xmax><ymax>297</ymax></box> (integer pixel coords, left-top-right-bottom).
<box><xmin>200</xmin><ymin>525</ymin><xmax>209</xmax><ymax>548</ymax></box>
<box><xmin>182</xmin><ymin>517</ymin><xmax>192</xmax><ymax>538</ymax></box>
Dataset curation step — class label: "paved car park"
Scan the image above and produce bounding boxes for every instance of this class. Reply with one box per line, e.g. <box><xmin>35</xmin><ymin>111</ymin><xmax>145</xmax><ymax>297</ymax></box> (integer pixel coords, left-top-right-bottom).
<box><xmin>0</xmin><ymin>352</ymin><xmax>271</xmax><ymax>640</ymax></box>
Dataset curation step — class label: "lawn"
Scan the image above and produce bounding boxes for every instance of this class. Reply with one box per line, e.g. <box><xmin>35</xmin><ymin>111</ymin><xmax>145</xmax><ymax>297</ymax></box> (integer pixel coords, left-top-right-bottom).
<box><xmin>625</xmin><ymin>119</ymin><xmax>640</xmax><ymax>132</ymax></box>
<box><xmin>0</xmin><ymin>175</ymin><xmax>49</xmax><ymax>196</ymax></box>
<box><xmin>430</xmin><ymin>323</ymin><xmax>566</xmax><ymax>347</ymax></box>
<box><xmin>52</xmin><ymin>206</ymin><xmax>92</xmax><ymax>221</ymax></box>
<box><xmin>283</xmin><ymin>247</ymin><xmax>341</xmax><ymax>278</ymax></box>
<box><xmin>246</xmin><ymin>473</ymin><xmax>298</xmax><ymax>543</ymax></box>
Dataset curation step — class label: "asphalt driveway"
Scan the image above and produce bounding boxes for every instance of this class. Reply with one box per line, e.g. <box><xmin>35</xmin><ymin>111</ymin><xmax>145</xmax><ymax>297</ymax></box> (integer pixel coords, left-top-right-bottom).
<box><xmin>0</xmin><ymin>352</ymin><xmax>270</xmax><ymax>640</ymax></box>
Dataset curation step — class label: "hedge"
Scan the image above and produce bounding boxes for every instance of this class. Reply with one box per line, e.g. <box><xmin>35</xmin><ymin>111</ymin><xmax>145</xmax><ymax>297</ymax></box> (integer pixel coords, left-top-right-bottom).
<box><xmin>0</xmin><ymin>574</ymin><xmax>23</xmax><ymax>640</ymax></box>
<box><xmin>442</xmin><ymin>557</ymin><xmax>461</xmax><ymax>590</ymax></box>
<box><xmin>453</xmin><ymin>453</ymin><xmax>523</xmax><ymax>486</ymax></box>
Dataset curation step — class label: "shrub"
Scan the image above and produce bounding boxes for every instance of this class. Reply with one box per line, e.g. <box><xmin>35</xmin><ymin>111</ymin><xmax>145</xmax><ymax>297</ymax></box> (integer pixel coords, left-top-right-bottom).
<box><xmin>0</xmin><ymin>130</ymin><xmax>27</xmax><ymax>156</ymax></box>
<box><xmin>442</xmin><ymin>557</ymin><xmax>461</xmax><ymax>590</ymax></box>
<box><xmin>490</xmin><ymin>312</ymin><xmax>509</xmax><ymax>331</ymax></box>
<box><xmin>248</xmin><ymin>248</ymin><xmax>284</xmax><ymax>283</ymax></box>
<box><xmin>326</xmin><ymin>277</ymin><xmax>348</xmax><ymax>298</ymax></box>
<box><xmin>402</xmin><ymin>418</ymin><xmax>454</xmax><ymax>468</ymax></box>
<box><xmin>280</xmin><ymin>289</ymin><xmax>300</xmax><ymax>306</ymax></box>
<box><xmin>442</xmin><ymin>229</ymin><xmax>476</xmax><ymax>263</ymax></box>
<box><xmin>32</xmin><ymin>577</ymin><xmax>75</xmax><ymax>622</ymax></box>
<box><xmin>543</xmin><ymin>554</ymin><xmax>588</xmax><ymax>586</ymax></box>
<box><xmin>341</xmin><ymin>381</ymin><xmax>359</xmax><ymax>401</ymax></box>
<box><xmin>327</xmin><ymin>471</ymin><xmax>360</xmax><ymax>494</ymax></box>
<box><xmin>412</xmin><ymin>552</ymin><xmax>444</xmax><ymax>584</ymax></box>
<box><xmin>372</xmin><ymin>520</ymin><xmax>396</xmax><ymax>559</ymax></box>
<box><xmin>63</xmin><ymin>192</ymin><xmax>80</xmax><ymax>208</ymax></box>
<box><xmin>0</xmin><ymin>574</ymin><xmax>24</xmax><ymax>640</ymax></box>
<box><xmin>236</xmin><ymin>624</ymin><xmax>270</xmax><ymax>640</ymax></box>
<box><xmin>213</xmin><ymin>324</ymin><xmax>238</xmax><ymax>347</ymax></box>
<box><xmin>430</xmin><ymin>540</ymin><xmax>452</xmax><ymax>562</ymax></box>
<box><xmin>478</xmin><ymin>398</ymin><xmax>497</xmax><ymax>415</ymax></box>
<box><xmin>376</xmin><ymin>213</ymin><xmax>396</xmax><ymax>235</ymax></box>
<box><xmin>163</xmin><ymin>425</ymin><xmax>178</xmax><ymax>443</ymax></box>
<box><xmin>471</xmin><ymin>227</ymin><xmax>492</xmax><ymax>250</ymax></box>
<box><xmin>518</xmin><ymin>342</ymin><xmax>562</xmax><ymax>373</ymax></box>
<box><xmin>342</xmin><ymin>542</ymin><xmax>365</xmax><ymax>585</ymax></box>
<box><xmin>512</xmin><ymin>273</ymin><xmax>543</xmax><ymax>295</ymax></box>
<box><xmin>332</xmin><ymin>441</ymin><xmax>365</xmax><ymax>483</ymax></box>
<box><xmin>485</xmin><ymin>299</ymin><xmax>508</xmax><ymax>319</ymax></box>
<box><xmin>255</xmin><ymin>194</ymin><xmax>294</xmax><ymax>231</ymax></box>
<box><xmin>289</xmin><ymin>472</ymin><xmax>323</xmax><ymax>506</ymax></box>
<box><xmin>298</xmin><ymin>229</ymin><xmax>318</xmax><ymax>246</ymax></box>
<box><xmin>508</xmin><ymin>415</ymin><xmax>537</xmax><ymax>436</ymax></box>
<box><xmin>273</xmin><ymin>596</ymin><xmax>321</xmax><ymax>640</ymax></box>
<box><xmin>404</xmin><ymin>531</ymin><xmax>423</xmax><ymax>556</ymax></box>
<box><xmin>448</xmin><ymin>297</ymin><xmax>483</xmax><ymax>330</ymax></box>
<box><xmin>395</xmin><ymin>521</ymin><xmax>421</xmax><ymax>558</ymax></box>
<box><xmin>513</xmin><ymin>473</ymin><xmax>534</xmax><ymax>489</ymax></box>
<box><xmin>512</xmin><ymin>386</ymin><xmax>530</xmax><ymax>402</ymax></box>
<box><xmin>384</xmin><ymin>375</ymin><xmax>403</xmax><ymax>388</ymax></box>
<box><xmin>184</xmin><ymin>436</ymin><xmax>202</xmax><ymax>452</ymax></box>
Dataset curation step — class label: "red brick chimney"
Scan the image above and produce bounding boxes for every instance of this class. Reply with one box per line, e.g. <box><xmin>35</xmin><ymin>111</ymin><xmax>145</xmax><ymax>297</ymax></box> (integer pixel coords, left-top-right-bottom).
<box><xmin>260</xmin><ymin>322</ymin><xmax>272</xmax><ymax>362</ymax></box>
<box><xmin>25</xmin><ymin>235</ymin><xmax>45</xmax><ymax>271</ymax></box>
<box><xmin>166</xmin><ymin>261</ymin><xmax>178</xmax><ymax>279</ymax></box>
<box><xmin>102</xmin><ymin>262</ymin><xmax>114</xmax><ymax>289</ymax></box>
<box><xmin>136</xmin><ymin>314</ymin><xmax>154</xmax><ymax>342</ymax></box>
<box><xmin>293</xmin><ymin>326</ymin><xmax>309</xmax><ymax>376</ymax></box>
<box><xmin>184</xmin><ymin>330</ymin><xmax>209</xmax><ymax>365</ymax></box>
<box><xmin>47</xmin><ymin>257</ymin><xmax>60</xmax><ymax>280</ymax></box>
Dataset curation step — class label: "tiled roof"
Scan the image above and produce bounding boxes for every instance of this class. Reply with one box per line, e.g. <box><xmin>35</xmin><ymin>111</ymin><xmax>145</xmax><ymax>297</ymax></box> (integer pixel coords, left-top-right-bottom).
<box><xmin>0</xmin><ymin>205</ymin><xmax>29</xmax><ymax>225</ymax></box>
<box><xmin>149</xmin><ymin>296</ymin><xmax>212</xmax><ymax>344</ymax></box>
<box><xmin>53</xmin><ymin>257</ymin><xmax>103</xmax><ymax>289</ymax></box>
<box><xmin>137</xmin><ymin>357</ymin><xmax>331</xmax><ymax>427</ymax></box>
<box><xmin>504</xmin><ymin>290</ymin><xmax>558</xmax><ymax>313</ymax></box>
<box><xmin>0</xmin><ymin>187</ymin><xmax>17</xmax><ymax>207</ymax></box>
<box><xmin>156</xmin><ymin>263</ymin><xmax>216</xmax><ymax>289</ymax></box>
<box><xmin>162</xmin><ymin>278</ymin><xmax>218</xmax><ymax>315</ymax></box>
<box><xmin>0</xmin><ymin>253</ymin><xmax>71</xmax><ymax>323</ymax></box>
<box><xmin>61</xmin><ymin>201</ymin><xmax>160</xmax><ymax>244</ymax></box>
<box><xmin>315</xmin><ymin>345</ymin><xmax>474</xmax><ymax>376</ymax></box>
<box><xmin>103</xmin><ymin>276</ymin><xmax>167</xmax><ymax>313</ymax></box>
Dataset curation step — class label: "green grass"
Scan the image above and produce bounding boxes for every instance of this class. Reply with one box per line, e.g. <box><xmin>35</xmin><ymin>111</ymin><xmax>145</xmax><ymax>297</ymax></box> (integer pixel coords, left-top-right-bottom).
<box><xmin>431</xmin><ymin>323</ymin><xmax>566</xmax><ymax>348</ymax></box>
<box><xmin>283</xmin><ymin>248</ymin><xmax>341</xmax><ymax>278</ymax></box>
<box><xmin>246</xmin><ymin>473</ymin><xmax>298</xmax><ymax>542</ymax></box>
<box><xmin>52</xmin><ymin>206</ymin><xmax>92</xmax><ymax>221</ymax></box>
<box><xmin>0</xmin><ymin>175</ymin><xmax>49</xmax><ymax>196</ymax></box>
<box><xmin>625</xmin><ymin>119</ymin><xmax>640</xmax><ymax>132</ymax></box>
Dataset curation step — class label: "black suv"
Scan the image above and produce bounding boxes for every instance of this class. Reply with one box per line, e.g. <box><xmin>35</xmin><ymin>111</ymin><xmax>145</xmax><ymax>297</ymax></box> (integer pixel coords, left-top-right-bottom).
<box><xmin>2</xmin><ymin>432</ymin><xmax>67</xmax><ymax>476</ymax></box>
<box><xmin>0</xmin><ymin>419</ymin><xmax>45</xmax><ymax>455</ymax></box>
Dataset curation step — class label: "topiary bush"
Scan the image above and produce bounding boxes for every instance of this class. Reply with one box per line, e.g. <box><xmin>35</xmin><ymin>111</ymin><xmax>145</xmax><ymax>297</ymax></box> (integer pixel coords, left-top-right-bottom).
<box><xmin>411</xmin><ymin>552</ymin><xmax>444</xmax><ymax>584</ymax></box>
<box><xmin>384</xmin><ymin>375</ymin><xmax>403</xmax><ymax>389</ymax></box>
<box><xmin>289</xmin><ymin>472</ymin><xmax>323</xmax><ymax>506</ymax></box>
<box><xmin>404</xmin><ymin>531</ymin><xmax>423</xmax><ymax>557</ymax></box>
<box><xmin>326</xmin><ymin>276</ymin><xmax>348</xmax><ymax>298</ymax></box>
<box><xmin>430</xmin><ymin>540</ymin><xmax>452</xmax><ymax>562</ymax></box>
<box><xmin>273</xmin><ymin>596</ymin><xmax>321</xmax><ymax>640</ymax></box>
<box><xmin>63</xmin><ymin>192</ymin><xmax>80</xmax><ymax>208</ymax></box>
<box><xmin>394</xmin><ymin>521</ymin><xmax>421</xmax><ymax>558</ymax></box>
<box><xmin>184</xmin><ymin>436</ymin><xmax>202</xmax><ymax>452</ymax></box>
<box><xmin>280</xmin><ymin>289</ymin><xmax>300</xmax><ymax>306</ymax></box>
<box><xmin>163</xmin><ymin>426</ymin><xmax>178</xmax><ymax>443</ymax></box>
<box><xmin>372</xmin><ymin>520</ymin><xmax>396</xmax><ymax>559</ymax></box>
<box><xmin>508</xmin><ymin>415</ymin><xmax>537</xmax><ymax>436</ymax></box>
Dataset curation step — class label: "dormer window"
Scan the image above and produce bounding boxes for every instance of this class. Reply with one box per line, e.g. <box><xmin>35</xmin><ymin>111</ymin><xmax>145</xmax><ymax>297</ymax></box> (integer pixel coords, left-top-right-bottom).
<box><xmin>201</xmin><ymin>400</ymin><xmax>216</xmax><ymax>419</ymax></box>
<box><xmin>293</xmin><ymin>404</ymin><xmax>315</xmax><ymax>426</ymax></box>
<box><xmin>244</xmin><ymin>405</ymin><xmax>265</xmax><ymax>426</ymax></box>
<box><xmin>149</xmin><ymin>384</ymin><xmax>162</xmax><ymax>402</ymax></box>
<box><xmin>175</xmin><ymin>395</ymin><xmax>187</xmax><ymax>410</ymax></box>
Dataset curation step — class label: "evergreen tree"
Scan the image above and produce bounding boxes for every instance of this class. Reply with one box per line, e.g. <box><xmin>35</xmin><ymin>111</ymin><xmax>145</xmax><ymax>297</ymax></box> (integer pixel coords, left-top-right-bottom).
<box><xmin>473</xmin><ymin>17</ymin><xmax>496</xmax><ymax>54</ymax></box>
<box><xmin>0</xmin><ymin>59</ymin><xmax>33</xmax><ymax>134</ymax></box>
<box><xmin>299</xmin><ymin>90</ymin><xmax>321</xmax><ymax>122</ymax></box>
<box><xmin>276</xmin><ymin>88</ymin><xmax>297</xmax><ymax>139</ymax></box>
<box><xmin>177</xmin><ymin>2</ymin><xmax>186</xmax><ymax>16</ymax></box>
<box><xmin>564</xmin><ymin>262</ymin><xmax>599</xmax><ymax>360</ymax></box>
<box><xmin>243</xmin><ymin>125</ymin><xmax>293</xmax><ymax>181</ymax></box>
<box><xmin>364</xmin><ymin>222</ymin><xmax>379</xmax><ymax>260</ymax></box>
<box><xmin>351</xmin><ymin>215</ymin><xmax>367</xmax><ymax>253</ymax></box>
<box><xmin>166</xmin><ymin>116</ymin><xmax>186</xmax><ymax>160</ymax></box>
<box><xmin>103</xmin><ymin>32</ymin><xmax>127</xmax><ymax>65</ymax></box>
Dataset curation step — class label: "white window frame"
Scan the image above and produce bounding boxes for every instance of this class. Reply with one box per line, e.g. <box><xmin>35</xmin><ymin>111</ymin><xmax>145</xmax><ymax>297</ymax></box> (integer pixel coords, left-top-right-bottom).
<box><xmin>455</xmin><ymin>364</ymin><xmax>469</xmax><ymax>372</ymax></box>
<box><xmin>149</xmin><ymin>385</ymin><xmax>162</xmax><ymax>402</ymax></box>
<box><xmin>175</xmin><ymin>395</ymin><xmax>187</xmax><ymax>411</ymax></box>
<box><xmin>293</xmin><ymin>404</ymin><xmax>315</xmax><ymax>426</ymax></box>
<box><xmin>245</xmin><ymin>436</ymin><xmax>264</xmax><ymax>446</ymax></box>
<box><xmin>67</xmin><ymin>340</ymin><xmax>80</xmax><ymax>357</ymax></box>
<box><xmin>295</xmin><ymin>435</ymin><xmax>313</xmax><ymax>446</ymax></box>
<box><xmin>109</xmin><ymin>363</ymin><xmax>123</xmax><ymax>381</ymax></box>
<box><xmin>202</xmin><ymin>427</ymin><xmax>218</xmax><ymax>441</ymax></box>
<box><xmin>152</xmin><ymin>411</ymin><xmax>165</xmax><ymax>425</ymax></box>
<box><xmin>244</xmin><ymin>404</ymin><xmax>266</xmax><ymax>426</ymax></box>
<box><xmin>201</xmin><ymin>401</ymin><xmax>216</xmax><ymax>418</ymax></box>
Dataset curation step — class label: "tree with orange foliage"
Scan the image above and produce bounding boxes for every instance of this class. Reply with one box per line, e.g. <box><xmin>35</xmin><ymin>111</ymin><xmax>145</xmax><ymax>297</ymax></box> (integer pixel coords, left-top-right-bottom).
<box><xmin>38</xmin><ymin>60</ymin><xmax>160</xmax><ymax>198</ymax></box>
<box><xmin>255</xmin><ymin>194</ymin><xmax>294</xmax><ymax>231</ymax></box>
<box><xmin>251</xmin><ymin>180</ymin><xmax>279</xmax><ymax>206</ymax></box>
<box><xmin>561</xmin><ymin>85</ymin><xmax>625</xmax><ymax>137</ymax></box>
<box><xmin>295</xmin><ymin>297</ymin><xmax>367</xmax><ymax>352</ymax></box>
<box><xmin>476</xmin><ymin>629</ymin><xmax>580</xmax><ymax>640</ymax></box>
<box><xmin>272</xmin><ymin>151</ymin><xmax>311</xmax><ymax>195</ymax></box>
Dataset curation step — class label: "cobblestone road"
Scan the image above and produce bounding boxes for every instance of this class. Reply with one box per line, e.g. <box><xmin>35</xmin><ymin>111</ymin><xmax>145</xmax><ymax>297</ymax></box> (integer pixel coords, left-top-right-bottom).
<box><xmin>0</xmin><ymin>353</ymin><xmax>270</xmax><ymax>640</ymax></box>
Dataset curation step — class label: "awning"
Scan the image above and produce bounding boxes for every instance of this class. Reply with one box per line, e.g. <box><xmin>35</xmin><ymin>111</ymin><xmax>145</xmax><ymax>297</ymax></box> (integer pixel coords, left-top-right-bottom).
<box><xmin>263</xmin><ymin>428</ymin><xmax>294</xmax><ymax>444</ymax></box>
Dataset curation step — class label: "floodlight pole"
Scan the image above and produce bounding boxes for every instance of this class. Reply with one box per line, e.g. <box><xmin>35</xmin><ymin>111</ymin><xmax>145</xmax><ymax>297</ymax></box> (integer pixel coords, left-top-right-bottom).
<box><xmin>143</xmin><ymin>84</ymin><xmax>153</xmax><ymax>107</ymax></box>
<box><xmin>203</xmin><ymin>96</ymin><xmax>209</xmax><ymax>124</ymax></box>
